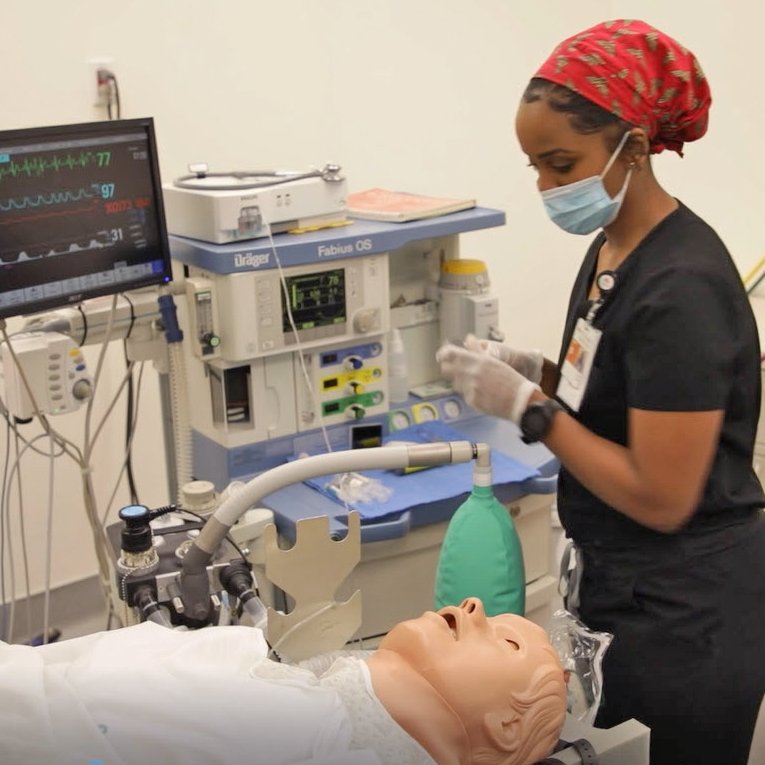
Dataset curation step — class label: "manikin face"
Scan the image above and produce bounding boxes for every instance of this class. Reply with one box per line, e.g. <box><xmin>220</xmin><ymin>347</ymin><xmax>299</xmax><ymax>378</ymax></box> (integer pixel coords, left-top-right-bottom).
<box><xmin>378</xmin><ymin>598</ymin><xmax>563</xmax><ymax>729</ymax></box>
<box><xmin>515</xmin><ymin>98</ymin><xmax>629</xmax><ymax>199</ymax></box>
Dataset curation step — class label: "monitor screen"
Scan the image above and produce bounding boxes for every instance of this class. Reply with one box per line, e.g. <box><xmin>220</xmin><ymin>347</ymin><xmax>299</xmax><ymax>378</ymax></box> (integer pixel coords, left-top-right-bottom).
<box><xmin>0</xmin><ymin>117</ymin><xmax>172</xmax><ymax>320</ymax></box>
<box><xmin>282</xmin><ymin>268</ymin><xmax>346</xmax><ymax>332</ymax></box>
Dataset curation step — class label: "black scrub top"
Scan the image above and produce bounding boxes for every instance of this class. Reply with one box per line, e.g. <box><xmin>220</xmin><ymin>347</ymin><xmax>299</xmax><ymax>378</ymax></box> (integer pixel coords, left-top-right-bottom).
<box><xmin>555</xmin><ymin>201</ymin><xmax>765</xmax><ymax>546</ymax></box>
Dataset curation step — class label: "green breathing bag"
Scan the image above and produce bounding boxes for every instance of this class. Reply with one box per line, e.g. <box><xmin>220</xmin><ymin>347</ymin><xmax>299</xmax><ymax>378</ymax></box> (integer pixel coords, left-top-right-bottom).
<box><xmin>434</xmin><ymin>482</ymin><xmax>526</xmax><ymax>616</ymax></box>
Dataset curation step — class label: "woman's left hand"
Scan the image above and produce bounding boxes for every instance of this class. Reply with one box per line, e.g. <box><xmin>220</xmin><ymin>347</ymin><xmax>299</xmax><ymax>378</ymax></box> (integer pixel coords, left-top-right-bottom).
<box><xmin>436</xmin><ymin>342</ymin><xmax>540</xmax><ymax>424</ymax></box>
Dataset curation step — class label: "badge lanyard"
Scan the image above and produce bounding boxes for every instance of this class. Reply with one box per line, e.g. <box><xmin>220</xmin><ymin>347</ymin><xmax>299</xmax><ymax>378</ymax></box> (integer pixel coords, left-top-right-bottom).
<box><xmin>556</xmin><ymin>270</ymin><xmax>616</xmax><ymax>412</ymax></box>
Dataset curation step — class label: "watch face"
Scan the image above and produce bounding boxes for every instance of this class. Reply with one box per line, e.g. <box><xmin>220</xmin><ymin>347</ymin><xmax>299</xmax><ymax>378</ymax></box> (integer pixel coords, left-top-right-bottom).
<box><xmin>521</xmin><ymin>401</ymin><xmax>560</xmax><ymax>442</ymax></box>
<box><xmin>523</xmin><ymin>406</ymin><xmax>548</xmax><ymax>440</ymax></box>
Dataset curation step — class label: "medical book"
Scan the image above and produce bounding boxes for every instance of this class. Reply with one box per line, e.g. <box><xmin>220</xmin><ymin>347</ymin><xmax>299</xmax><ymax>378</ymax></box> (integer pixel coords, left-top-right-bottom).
<box><xmin>346</xmin><ymin>188</ymin><xmax>476</xmax><ymax>223</ymax></box>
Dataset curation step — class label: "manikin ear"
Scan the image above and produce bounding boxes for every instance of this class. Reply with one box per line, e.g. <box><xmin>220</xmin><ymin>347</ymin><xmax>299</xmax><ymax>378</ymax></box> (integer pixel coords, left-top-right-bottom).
<box><xmin>483</xmin><ymin>710</ymin><xmax>522</xmax><ymax>755</ymax></box>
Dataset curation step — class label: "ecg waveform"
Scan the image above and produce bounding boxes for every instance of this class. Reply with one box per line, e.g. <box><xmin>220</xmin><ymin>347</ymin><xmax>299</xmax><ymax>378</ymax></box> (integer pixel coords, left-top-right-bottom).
<box><xmin>0</xmin><ymin>150</ymin><xmax>112</xmax><ymax>181</ymax></box>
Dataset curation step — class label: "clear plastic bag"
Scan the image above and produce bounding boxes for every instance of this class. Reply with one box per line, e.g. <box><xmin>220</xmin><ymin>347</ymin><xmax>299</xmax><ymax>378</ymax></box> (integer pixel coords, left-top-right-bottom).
<box><xmin>549</xmin><ymin>608</ymin><xmax>612</xmax><ymax>725</ymax></box>
<box><xmin>325</xmin><ymin>471</ymin><xmax>392</xmax><ymax>504</ymax></box>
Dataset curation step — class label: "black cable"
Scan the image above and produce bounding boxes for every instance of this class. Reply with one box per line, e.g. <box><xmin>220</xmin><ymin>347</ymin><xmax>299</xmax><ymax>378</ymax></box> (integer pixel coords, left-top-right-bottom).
<box><xmin>106</xmin><ymin>74</ymin><xmax>121</xmax><ymax>120</ymax></box>
<box><xmin>122</xmin><ymin>292</ymin><xmax>136</xmax><ymax>340</ymax></box>
<box><xmin>113</xmin><ymin>76</ymin><xmax>121</xmax><ymax>119</ymax></box>
<box><xmin>148</xmin><ymin>504</ymin><xmax>176</xmax><ymax>517</ymax></box>
<box><xmin>747</xmin><ymin>269</ymin><xmax>765</xmax><ymax>296</ymax></box>
<box><xmin>123</xmin><ymin>343</ymin><xmax>138</xmax><ymax>504</ymax></box>
<box><xmin>76</xmin><ymin>305</ymin><xmax>88</xmax><ymax>346</ymax></box>
<box><xmin>120</xmin><ymin>290</ymin><xmax>139</xmax><ymax>502</ymax></box>
<box><xmin>171</xmin><ymin>507</ymin><xmax>249</xmax><ymax>563</ymax></box>
<box><xmin>120</xmin><ymin>292</ymin><xmax>138</xmax><ymax>503</ymax></box>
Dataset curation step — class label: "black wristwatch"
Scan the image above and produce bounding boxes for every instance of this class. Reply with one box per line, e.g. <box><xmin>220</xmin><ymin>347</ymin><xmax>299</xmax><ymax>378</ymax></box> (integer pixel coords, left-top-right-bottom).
<box><xmin>520</xmin><ymin>399</ymin><xmax>563</xmax><ymax>444</ymax></box>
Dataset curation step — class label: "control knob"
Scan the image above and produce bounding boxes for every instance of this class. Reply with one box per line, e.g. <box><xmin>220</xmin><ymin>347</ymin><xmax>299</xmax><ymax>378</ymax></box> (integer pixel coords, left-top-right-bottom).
<box><xmin>201</xmin><ymin>332</ymin><xmax>221</xmax><ymax>349</ymax></box>
<box><xmin>72</xmin><ymin>379</ymin><xmax>93</xmax><ymax>401</ymax></box>
<box><xmin>352</xmin><ymin>309</ymin><xmax>378</xmax><ymax>334</ymax></box>
<box><xmin>345</xmin><ymin>404</ymin><xmax>366</xmax><ymax>420</ymax></box>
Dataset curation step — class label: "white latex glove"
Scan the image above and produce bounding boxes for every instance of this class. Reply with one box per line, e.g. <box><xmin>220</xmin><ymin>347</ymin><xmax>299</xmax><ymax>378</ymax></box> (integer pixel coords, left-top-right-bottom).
<box><xmin>462</xmin><ymin>334</ymin><xmax>544</xmax><ymax>384</ymax></box>
<box><xmin>436</xmin><ymin>342</ymin><xmax>540</xmax><ymax>424</ymax></box>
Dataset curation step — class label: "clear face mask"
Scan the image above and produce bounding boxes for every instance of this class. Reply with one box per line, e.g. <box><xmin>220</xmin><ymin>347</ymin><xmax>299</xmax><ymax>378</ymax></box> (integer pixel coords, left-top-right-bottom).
<box><xmin>541</xmin><ymin>131</ymin><xmax>632</xmax><ymax>235</ymax></box>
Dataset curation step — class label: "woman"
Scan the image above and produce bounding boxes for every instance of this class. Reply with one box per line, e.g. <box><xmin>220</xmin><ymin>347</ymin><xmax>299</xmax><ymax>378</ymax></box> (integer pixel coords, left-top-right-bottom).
<box><xmin>437</xmin><ymin>19</ymin><xmax>765</xmax><ymax>765</ymax></box>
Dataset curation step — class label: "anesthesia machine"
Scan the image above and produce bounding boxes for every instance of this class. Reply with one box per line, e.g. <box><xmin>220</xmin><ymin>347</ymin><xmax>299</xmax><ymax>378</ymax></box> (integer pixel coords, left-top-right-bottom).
<box><xmin>163</xmin><ymin>167</ymin><xmax>565</xmax><ymax>644</ymax></box>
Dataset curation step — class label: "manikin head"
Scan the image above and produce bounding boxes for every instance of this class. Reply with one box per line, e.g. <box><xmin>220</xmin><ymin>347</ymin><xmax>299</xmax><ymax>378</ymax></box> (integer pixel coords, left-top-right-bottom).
<box><xmin>368</xmin><ymin>598</ymin><xmax>566</xmax><ymax>765</ymax></box>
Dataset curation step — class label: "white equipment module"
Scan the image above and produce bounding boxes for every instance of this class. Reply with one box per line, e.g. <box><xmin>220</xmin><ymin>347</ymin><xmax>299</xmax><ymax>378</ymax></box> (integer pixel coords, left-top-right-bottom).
<box><xmin>0</xmin><ymin>332</ymin><xmax>93</xmax><ymax>418</ymax></box>
<box><xmin>168</xmin><ymin>208</ymin><xmax>564</xmax><ymax>641</ymax></box>
<box><xmin>162</xmin><ymin>163</ymin><xmax>348</xmax><ymax>243</ymax></box>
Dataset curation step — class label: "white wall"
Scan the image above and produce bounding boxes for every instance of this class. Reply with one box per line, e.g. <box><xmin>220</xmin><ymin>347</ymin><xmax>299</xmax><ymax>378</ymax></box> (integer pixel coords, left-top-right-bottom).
<box><xmin>610</xmin><ymin>0</ymin><xmax>765</xmax><ymax>278</ymax></box>
<box><xmin>1</xmin><ymin>0</ymin><xmax>763</xmax><ymax>600</ymax></box>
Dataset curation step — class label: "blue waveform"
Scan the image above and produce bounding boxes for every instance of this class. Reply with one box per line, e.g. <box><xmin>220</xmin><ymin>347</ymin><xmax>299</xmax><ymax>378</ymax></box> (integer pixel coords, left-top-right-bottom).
<box><xmin>0</xmin><ymin>187</ymin><xmax>97</xmax><ymax>211</ymax></box>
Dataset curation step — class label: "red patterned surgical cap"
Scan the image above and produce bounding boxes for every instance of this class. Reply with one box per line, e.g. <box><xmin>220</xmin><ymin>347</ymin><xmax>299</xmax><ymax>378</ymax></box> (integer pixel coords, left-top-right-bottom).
<box><xmin>534</xmin><ymin>19</ymin><xmax>712</xmax><ymax>155</ymax></box>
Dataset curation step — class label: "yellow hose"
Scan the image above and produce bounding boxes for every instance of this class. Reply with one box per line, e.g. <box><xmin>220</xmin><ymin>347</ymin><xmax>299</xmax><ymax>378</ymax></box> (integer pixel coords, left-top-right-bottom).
<box><xmin>743</xmin><ymin>254</ymin><xmax>765</xmax><ymax>286</ymax></box>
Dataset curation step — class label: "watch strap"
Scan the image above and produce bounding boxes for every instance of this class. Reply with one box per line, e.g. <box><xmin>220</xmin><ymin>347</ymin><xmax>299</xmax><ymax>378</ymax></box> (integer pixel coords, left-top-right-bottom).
<box><xmin>520</xmin><ymin>399</ymin><xmax>563</xmax><ymax>443</ymax></box>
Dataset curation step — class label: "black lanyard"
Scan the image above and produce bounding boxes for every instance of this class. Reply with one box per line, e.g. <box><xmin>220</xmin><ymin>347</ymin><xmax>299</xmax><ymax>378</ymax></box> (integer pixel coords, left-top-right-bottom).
<box><xmin>585</xmin><ymin>269</ymin><xmax>617</xmax><ymax>324</ymax></box>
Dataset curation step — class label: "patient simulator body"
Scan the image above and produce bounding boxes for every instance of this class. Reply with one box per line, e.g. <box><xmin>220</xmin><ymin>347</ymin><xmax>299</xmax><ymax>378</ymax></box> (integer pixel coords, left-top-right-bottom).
<box><xmin>0</xmin><ymin>598</ymin><xmax>566</xmax><ymax>765</ymax></box>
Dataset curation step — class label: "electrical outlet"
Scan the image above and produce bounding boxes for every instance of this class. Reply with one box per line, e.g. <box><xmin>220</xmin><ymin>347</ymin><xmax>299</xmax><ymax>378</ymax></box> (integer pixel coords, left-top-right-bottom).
<box><xmin>86</xmin><ymin>57</ymin><xmax>115</xmax><ymax>107</ymax></box>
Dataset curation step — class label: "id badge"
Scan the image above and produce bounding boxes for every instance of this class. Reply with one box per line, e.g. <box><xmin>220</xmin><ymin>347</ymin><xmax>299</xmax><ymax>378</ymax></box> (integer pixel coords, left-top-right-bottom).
<box><xmin>556</xmin><ymin>318</ymin><xmax>602</xmax><ymax>412</ymax></box>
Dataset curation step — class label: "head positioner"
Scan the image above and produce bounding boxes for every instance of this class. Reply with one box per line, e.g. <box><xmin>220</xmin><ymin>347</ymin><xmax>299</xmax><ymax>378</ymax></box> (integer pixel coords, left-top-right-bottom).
<box><xmin>534</xmin><ymin>19</ymin><xmax>712</xmax><ymax>155</ymax></box>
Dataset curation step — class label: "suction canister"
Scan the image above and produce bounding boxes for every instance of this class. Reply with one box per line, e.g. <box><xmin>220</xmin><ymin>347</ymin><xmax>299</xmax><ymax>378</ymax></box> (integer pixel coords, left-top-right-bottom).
<box><xmin>438</xmin><ymin>259</ymin><xmax>501</xmax><ymax>345</ymax></box>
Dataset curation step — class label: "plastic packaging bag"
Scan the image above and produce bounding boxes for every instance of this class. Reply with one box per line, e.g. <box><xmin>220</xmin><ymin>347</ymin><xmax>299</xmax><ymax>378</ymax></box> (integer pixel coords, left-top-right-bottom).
<box><xmin>325</xmin><ymin>471</ymin><xmax>392</xmax><ymax>505</ymax></box>
<box><xmin>549</xmin><ymin>608</ymin><xmax>612</xmax><ymax>725</ymax></box>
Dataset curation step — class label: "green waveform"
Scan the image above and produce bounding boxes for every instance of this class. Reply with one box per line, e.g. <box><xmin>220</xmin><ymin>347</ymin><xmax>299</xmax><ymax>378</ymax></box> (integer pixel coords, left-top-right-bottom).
<box><xmin>0</xmin><ymin>150</ymin><xmax>112</xmax><ymax>181</ymax></box>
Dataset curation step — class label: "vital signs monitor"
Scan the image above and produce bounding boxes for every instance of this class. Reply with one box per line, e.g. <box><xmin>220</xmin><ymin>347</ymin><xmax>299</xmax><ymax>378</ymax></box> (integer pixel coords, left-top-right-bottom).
<box><xmin>0</xmin><ymin>117</ymin><xmax>172</xmax><ymax>319</ymax></box>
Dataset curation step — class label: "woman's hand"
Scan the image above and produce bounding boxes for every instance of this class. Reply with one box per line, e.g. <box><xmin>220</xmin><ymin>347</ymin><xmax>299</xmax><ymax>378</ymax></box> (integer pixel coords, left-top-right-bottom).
<box><xmin>462</xmin><ymin>334</ymin><xmax>544</xmax><ymax>384</ymax></box>
<box><xmin>436</xmin><ymin>342</ymin><xmax>540</xmax><ymax>424</ymax></box>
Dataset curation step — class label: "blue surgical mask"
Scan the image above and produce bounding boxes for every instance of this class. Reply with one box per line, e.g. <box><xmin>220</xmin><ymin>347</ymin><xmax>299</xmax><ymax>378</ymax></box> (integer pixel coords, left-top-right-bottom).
<box><xmin>541</xmin><ymin>131</ymin><xmax>632</xmax><ymax>235</ymax></box>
